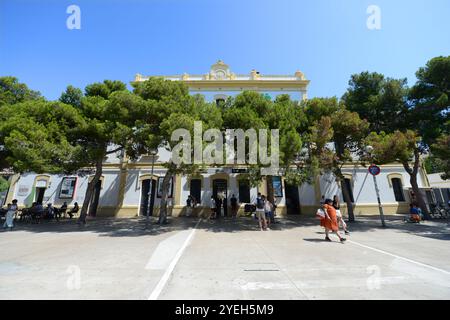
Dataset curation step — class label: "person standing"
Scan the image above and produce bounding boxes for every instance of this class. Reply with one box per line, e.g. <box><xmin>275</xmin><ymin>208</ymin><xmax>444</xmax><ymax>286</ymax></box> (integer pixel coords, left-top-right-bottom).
<box><xmin>264</xmin><ymin>198</ymin><xmax>274</xmax><ymax>229</ymax></box>
<box><xmin>333</xmin><ymin>195</ymin><xmax>349</xmax><ymax>235</ymax></box>
<box><xmin>230</xmin><ymin>194</ymin><xmax>238</xmax><ymax>220</ymax></box>
<box><xmin>3</xmin><ymin>199</ymin><xmax>18</xmax><ymax>230</ymax></box>
<box><xmin>186</xmin><ymin>195</ymin><xmax>193</xmax><ymax>217</ymax></box>
<box><xmin>321</xmin><ymin>199</ymin><xmax>346</xmax><ymax>243</ymax></box>
<box><xmin>254</xmin><ymin>193</ymin><xmax>267</xmax><ymax>231</ymax></box>
<box><xmin>210</xmin><ymin>196</ymin><xmax>216</xmax><ymax>219</ymax></box>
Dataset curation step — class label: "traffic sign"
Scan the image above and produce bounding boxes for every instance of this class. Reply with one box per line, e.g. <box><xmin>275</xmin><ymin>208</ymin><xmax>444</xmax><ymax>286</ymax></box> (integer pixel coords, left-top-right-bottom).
<box><xmin>368</xmin><ymin>164</ymin><xmax>381</xmax><ymax>176</ymax></box>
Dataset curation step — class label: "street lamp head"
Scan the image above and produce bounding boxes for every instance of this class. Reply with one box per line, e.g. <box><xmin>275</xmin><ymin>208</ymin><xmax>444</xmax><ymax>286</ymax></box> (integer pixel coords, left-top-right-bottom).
<box><xmin>365</xmin><ymin>145</ymin><xmax>374</xmax><ymax>154</ymax></box>
<box><xmin>149</xmin><ymin>148</ymin><xmax>158</xmax><ymax>156</ymax></box>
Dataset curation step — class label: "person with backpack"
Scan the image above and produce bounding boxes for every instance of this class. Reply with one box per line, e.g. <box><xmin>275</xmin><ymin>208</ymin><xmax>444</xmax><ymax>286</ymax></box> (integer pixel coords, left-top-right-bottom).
<box><xmin>254</xmin><ymin>193</ymin><xmax>267</xmax><ymax>231</ymax></box>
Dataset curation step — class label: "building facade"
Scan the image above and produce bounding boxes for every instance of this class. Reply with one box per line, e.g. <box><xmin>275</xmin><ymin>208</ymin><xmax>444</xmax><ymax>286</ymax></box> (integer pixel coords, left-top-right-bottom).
<box><xmin>2</xmin><ymin>61</ymin><xmax>433</xmax><ymax>217</ymax></box>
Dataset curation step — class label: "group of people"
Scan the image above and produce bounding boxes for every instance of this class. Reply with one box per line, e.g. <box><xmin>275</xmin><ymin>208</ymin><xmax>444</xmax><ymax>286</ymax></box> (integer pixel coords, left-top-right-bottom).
<box><xmin>317</xmin><ymin>195</ymin><xmax>349</xmax><ymax>243</ymax></box>
<box><xmin>1</xmin><ymin>200</ymin><xmax>80</xmax><ymax>230</ymax></box>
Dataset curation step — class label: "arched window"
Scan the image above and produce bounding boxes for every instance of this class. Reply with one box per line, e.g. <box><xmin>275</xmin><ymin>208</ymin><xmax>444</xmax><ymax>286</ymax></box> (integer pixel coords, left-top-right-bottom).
<box><xmin>392</xmin><ymin>178</ymin><xmax>405</xmax><ymax>202</ymax></box>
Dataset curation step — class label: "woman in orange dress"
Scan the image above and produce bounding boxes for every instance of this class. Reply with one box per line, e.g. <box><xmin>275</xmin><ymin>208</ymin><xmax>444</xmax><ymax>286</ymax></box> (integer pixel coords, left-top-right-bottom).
<box><xmin>321</xmin><ymin>199</ymin><xmax>346</xmax><ymax>243</ymax></box>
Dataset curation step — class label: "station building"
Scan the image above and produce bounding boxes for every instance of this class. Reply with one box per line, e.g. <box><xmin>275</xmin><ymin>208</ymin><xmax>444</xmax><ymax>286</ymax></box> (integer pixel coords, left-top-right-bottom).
<box><xmin>1</xmin><ymin>61</ymin><xmax>434</xmax><ymax>218</ymax></box>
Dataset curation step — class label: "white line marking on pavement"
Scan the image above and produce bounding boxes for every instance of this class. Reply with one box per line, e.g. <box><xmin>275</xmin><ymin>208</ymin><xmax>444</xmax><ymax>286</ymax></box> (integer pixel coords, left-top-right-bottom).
<box><xmin>348</xmin><ymin>240</ymin><xmax>450</xmax><ymax>275</ymax></box>
<box><xmin>148</xmin><ymin>219</ymin><xmax>201</xmax><ymax>300</ymax></box>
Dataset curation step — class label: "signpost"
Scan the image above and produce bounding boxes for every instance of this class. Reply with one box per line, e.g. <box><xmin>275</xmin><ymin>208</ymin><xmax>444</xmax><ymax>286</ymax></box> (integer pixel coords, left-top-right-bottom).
<box><xmin>369</xmin><ymin>164</ymin><xmax>386</xmax><ymax>227</ymax></box>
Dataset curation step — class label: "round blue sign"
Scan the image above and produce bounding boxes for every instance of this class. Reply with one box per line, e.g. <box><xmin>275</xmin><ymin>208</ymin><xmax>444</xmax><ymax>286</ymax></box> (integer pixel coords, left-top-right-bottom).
<box><xmin>368</xmin><ymin>164</ymin><xmax>381</xmax><ymax>176</ymax></box>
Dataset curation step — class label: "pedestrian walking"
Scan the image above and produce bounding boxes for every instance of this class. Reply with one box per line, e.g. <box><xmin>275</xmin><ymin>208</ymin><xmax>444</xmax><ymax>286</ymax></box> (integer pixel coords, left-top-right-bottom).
<box><xmin>3</xmin><ymin>199</ymin><xmax>18</xmax><ymax>230</ymax></box>
<box><xmin>254</xmin><ymin>193</ymin><xmax>268</xmax><ymax>231</ymax></box>
<box><xmin>333</xmin><ymin>195</ymin><xmax>349</xmax><ymax>235</ymax></box>
<box><xmin>320</xmin><ymin>199</ymin><xmax>346</xmax><ymax>243</ymax></box>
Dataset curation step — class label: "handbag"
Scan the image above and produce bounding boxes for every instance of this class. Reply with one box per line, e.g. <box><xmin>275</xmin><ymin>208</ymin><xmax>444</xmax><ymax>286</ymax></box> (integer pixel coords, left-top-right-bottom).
<box><xmin>316</xmin><ymin>208</ymin><xmax>326</xmax><ymax>219</ymax></box>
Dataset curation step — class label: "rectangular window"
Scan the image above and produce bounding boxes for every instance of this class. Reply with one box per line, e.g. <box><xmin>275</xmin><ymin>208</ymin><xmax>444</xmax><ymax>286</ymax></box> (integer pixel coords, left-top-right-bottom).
<box><xmin>392</xmin><ymin>178</ymin><xmax>405</xmax><ymax>202</ymax></box>
<box><xmin>343</xmin><ymin>178</ymin><xmax>354</xmax><ymax>203</ymax></box>
<box><xmin>189</xmin><ymin>179</ymin><xmax>201</xmax><ymax>204</ymax></box>
<box><xmin>238</xmin><ymin>179</ymin><xmax>251</xmax><ymax>203</ymax></box>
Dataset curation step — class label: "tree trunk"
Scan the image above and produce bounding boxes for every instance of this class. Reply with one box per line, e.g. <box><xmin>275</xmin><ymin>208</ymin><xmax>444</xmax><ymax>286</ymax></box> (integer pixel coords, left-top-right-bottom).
<box><xmin>409</xmin><ymin>173</ymin><xmax>430</xmax><ymax>219</ymax></box>
<box><xmin>158</xmin><ymin>170</ymin><xmax>173</xmax><ymax>225</ymax></box>
<box><xmin>339</xmin><ymin>177</ymin><xmax>355</xmax><ymax>222</ymax></box>
<box><xmin>78</xmin><ymin>157</ymin><xmax>103</xmax><ymax>224</ymax></box>
<box><xmin>403</xmin><ymin>148</ymin><xmax>430</xmax><ymax>219</ymax></box>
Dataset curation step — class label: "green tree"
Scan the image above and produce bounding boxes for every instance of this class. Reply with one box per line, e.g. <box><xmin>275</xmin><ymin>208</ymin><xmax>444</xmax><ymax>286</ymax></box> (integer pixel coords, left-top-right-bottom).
<box><xmin>306</xmin><ymin>98</ymin><xmax>369</xmax><ymax>221</ymax></box>
<box><xmin>75</xmin><ymin>80</ymin><xmax>143</xmax><ymax>223</ymax></box>
<box><xmin>0</xmin><ymin>77</ymin><xmax>43</xmax><ymax>170</ymax></box>
<box><xmin>431</xmin><ymin>133</ymin><xmax>450</xmax><ymax>180</ymax></box>
<box><xmin>365</xmin><ymin>130</ymin><xmax>430</xmax><ymax>219</ymax></box>
<box><xmin>223</xmin><ymin>92</ymin><xmax>311</xmax><ymax>204</ymax></box>
<box><xmin>132</xmin><ymin>78</ymin><xmax>222</xmax><ymax>224</ymax></box>
<box><xmin>409</xmin><ymin>56</ymin><xmax>450</xmax><ymax>145</ymax></box>
<box><xmin>342</xmin><ymin>72</ymin><xmax>409</xmax><ymax>133</ymax></box>
<box><xmin>0</xmin><ymin>100</ymin><xmax>85</xmax><ymax>175</ymax></box>
<box><xmin>60</xmin><ymin>85</ymin><xmax>83</xmax><ymax>108</ymax></box>
<box><xmin>0</xmin><ymin>176</ymin><xmax>9</xmax><ymax>193</ymax></box>
<box><xmin>342</xmin><ymin>67</ymin><xmax>443</xmax><ymax>215</ymax></box>
<box><xmin>0</xmin><ymin>76</ymin><xmax>41</xmax><ymax>106</ymax></box>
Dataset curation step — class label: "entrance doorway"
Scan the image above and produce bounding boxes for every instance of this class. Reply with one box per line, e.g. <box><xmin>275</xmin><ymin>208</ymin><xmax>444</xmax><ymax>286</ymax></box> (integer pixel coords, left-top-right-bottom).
<box><xmin>35</xmin><ymin>187</ymin><xmax>46</xmax><ymax>204</ymax></box>
<box><xmin>285</xmin><ymin>183</ymin><xmax>301</xmax><ymax>215</ymax></box>
<box><xmin>213</xmin><ymin>179</ymin><xmax>228</xmax><ymax>217</ymax></box>
<box><xmin>89</xmin><ymin>180</ymin><xmax>102</xmax><ymax>216</ymax></box>
<box><xmin>140</xmin><ymin>179</ymin><xmax>156</xmax><ymax>217</ymax></box>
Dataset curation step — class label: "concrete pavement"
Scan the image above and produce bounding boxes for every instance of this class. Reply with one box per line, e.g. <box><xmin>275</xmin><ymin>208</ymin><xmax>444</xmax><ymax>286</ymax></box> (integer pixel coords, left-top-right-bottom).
<box><xmin>1</xmin><ymin>216</ymin><xmax>449</xmax><ymax>299</ymax></box>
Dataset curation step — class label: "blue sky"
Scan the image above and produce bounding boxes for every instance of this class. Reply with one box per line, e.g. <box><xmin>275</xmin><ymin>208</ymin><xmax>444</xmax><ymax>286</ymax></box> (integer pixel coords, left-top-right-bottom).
<box><xmin>1</xmin><ymin>0</ymin><xmax>449</xmax><ymax>100</ymax></box>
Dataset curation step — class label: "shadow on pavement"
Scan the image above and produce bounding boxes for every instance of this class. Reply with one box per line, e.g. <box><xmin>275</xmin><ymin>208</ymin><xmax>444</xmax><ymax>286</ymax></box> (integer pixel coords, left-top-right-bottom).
<box><xmin>1</xmin><ymin>214</ymin><xmax>449</xmax><ymax>241</ymax></box>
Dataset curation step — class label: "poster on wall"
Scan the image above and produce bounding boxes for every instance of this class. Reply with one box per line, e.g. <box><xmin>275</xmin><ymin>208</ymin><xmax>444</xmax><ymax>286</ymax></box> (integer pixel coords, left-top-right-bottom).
<box><xmin>59</xmin><ymin>177</ymin><xmax>77</xmax><ymax>199</ymax></box>
<box><xmin>272</xmin><ymin>176</ymin><xmax>283</xmax><ymax>197</ymax></box>
<box><xmin>17</xmin><ymin>185</ymin><xmax>30</xmax><ymax>196</ymax></box>
<box><xmin>157</xmin><ymin>177</ymin><xmax>173</xmax><ymax>198</ymax></box>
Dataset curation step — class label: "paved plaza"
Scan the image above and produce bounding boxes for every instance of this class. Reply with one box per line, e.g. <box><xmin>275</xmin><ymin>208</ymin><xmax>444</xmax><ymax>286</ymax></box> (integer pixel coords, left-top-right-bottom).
<box><xmin>1</xmin><ymin>215</ymin><xmax>449</xmax><ymax>300</ymax></box>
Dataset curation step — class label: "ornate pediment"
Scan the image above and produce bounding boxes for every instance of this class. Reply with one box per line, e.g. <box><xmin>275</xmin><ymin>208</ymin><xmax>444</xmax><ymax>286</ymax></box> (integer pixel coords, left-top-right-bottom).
<box><xmin>207</xmin><ymin>60</ymin><xmax>235</xmax><ymax>80</ymax></box>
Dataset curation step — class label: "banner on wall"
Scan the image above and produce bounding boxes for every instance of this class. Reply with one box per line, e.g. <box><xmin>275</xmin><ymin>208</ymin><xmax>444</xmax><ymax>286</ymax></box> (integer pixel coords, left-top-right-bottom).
<box><xmin>272</xmin><ymin>176</ymin><xmax>283</xmax><ymax>197</ymax></box>
<box><xmin>59</xmin><ymin>177</ymin><xmax>77</xmax><ymax>199</ymax></box>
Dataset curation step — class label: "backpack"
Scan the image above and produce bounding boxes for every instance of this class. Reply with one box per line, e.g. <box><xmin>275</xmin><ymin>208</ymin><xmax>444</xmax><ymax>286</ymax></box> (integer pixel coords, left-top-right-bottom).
<box><xmin>256</xmin><ymin>197</ymin><xmax>264</xmax><ymax>209</ymax></box>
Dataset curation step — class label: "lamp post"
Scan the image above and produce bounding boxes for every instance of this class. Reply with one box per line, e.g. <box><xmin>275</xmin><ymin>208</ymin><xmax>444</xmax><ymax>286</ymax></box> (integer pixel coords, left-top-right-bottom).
<box><xmin>366</xmin><ymin>145</ymin><xmax>386</xmax><ymax>227</ymax></box>
<box><xmin>146</xmin><ymin>149</ymin><xmax>158</xmax><ymax>226</ymax></box>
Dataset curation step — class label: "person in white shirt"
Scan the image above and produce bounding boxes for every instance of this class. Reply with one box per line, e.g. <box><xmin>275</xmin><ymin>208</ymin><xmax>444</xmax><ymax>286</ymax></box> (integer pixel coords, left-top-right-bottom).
<box><xmin>3</xmin><ymin>199</ymin><xmax>18</xmax><ymax>230</ymax></box>
<box><xmin>209</xmin><ymin>196</ymin><xmax>217</xmax><ymax>219</ymax></box>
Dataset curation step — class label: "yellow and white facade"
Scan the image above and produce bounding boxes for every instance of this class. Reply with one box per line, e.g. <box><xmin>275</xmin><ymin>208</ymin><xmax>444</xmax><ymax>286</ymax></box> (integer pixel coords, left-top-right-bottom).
<box><xmin>3</xmin><ymin>61</ymin><xmax>433</xmax><ymax>217</ymax></box>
